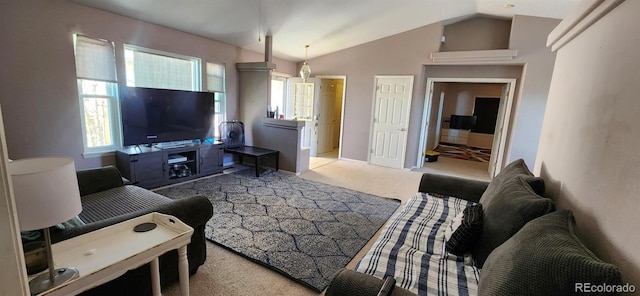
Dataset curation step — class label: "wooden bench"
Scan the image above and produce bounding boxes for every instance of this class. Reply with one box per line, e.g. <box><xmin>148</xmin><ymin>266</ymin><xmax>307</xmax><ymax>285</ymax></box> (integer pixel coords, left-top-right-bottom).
<box><xmin>224</xmin><ymin>146</ymin><xmax>279</xmax><ymax>177</ymax></box>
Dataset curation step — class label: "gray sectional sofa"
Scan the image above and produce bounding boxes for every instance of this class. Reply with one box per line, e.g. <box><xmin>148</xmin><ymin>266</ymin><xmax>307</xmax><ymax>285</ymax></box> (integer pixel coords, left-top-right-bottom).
<box><xmin>49</xmin><ymin>166</ymin><xmax>213</xmax><ymax>296</ymax></box>
<box><xmin>326</xmin><ymin>159</ymin><xmax>623</xmax><ymax>296</ymax></box>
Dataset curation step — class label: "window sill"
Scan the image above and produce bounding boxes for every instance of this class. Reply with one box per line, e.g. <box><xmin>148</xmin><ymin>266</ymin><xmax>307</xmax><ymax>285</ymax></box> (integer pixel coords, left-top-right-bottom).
<box><xmin>82</xmin><ymin>150</ymin><xmax>116</xmax><ymax>159</ymax></box>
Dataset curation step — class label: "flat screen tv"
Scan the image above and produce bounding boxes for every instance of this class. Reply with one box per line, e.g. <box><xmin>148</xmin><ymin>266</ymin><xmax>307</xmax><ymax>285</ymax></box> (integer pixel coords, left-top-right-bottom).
<box><xmin>449</xmin><ymin>115</ymin><xmax>477</xmax><ymax>130</ymax></box>
<box><xmin>119</xmin><ymin>86</ymin><xmax>215</xmax><ymax>146</ymax></box>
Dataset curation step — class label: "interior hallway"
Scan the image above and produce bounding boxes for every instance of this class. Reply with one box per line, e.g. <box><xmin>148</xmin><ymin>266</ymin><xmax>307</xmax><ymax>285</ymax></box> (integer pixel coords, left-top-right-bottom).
<box><xmin>412</xmin><ymin>156</ymin><xmax>491</xmax><ymax>181</ymax></box>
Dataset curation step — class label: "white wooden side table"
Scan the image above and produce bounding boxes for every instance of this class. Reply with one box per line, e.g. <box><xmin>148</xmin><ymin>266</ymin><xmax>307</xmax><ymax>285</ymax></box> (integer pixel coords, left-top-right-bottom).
<box><xmin>29</xmin><ymin>212</ymin><xmax>194</xmax><ymax>296</ymax></box>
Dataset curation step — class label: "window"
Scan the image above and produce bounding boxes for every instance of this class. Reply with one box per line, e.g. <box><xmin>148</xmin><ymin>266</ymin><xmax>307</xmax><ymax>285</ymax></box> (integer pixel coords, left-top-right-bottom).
<box><xmin>206</xmin><ymin>62</ymin><xmax>226</xmax><ymax>138</ymax></box>
<box><xmin>124</xmin><ymin>45</ymin><xmax>201</xmax><ymax>91</ymax></box>
<box><xmin>293</xmin><ymin>82</ymin><xmax>315</xmax><ymax>120</ymax></box>
<box><xmin>271</xmin><ymin>73</ymin><xmax>288</xmax><ymax>118</ymax></box>
<box><xmin>74</xmin><ymin>35</ymin><xmax>121</xmax><ymax>155</ymax></box>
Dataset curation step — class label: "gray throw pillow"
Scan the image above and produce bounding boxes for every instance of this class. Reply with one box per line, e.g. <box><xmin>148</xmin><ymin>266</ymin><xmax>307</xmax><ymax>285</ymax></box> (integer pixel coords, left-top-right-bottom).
<box><xmin>479</xmin><ymin>159</ymin><xmax>545</xmax><ymax>207</ymax></box>
<box><xmin>472</xmin><ymin>175</ymin><xmax>555</xmax><ymax>268</ymax></box>
<box><xmin>479</xmin><ymin>210</ymin><xmax>622</xmax><ymax>296</ymax></box>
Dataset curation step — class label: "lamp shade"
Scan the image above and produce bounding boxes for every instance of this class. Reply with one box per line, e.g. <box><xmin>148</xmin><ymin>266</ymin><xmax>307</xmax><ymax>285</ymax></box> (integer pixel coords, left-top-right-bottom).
<box><xmin>10</xmin><ymin>157</ymin><xmax>82</xmax><ymax>231</ymax></box>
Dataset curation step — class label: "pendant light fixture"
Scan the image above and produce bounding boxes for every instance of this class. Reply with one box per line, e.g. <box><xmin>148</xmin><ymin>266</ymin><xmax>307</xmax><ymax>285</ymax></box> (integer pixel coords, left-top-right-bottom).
<box><xmin>300</xmin><ymin>45</ymin><xmax>311</xmax><ymax>82</ymax></box>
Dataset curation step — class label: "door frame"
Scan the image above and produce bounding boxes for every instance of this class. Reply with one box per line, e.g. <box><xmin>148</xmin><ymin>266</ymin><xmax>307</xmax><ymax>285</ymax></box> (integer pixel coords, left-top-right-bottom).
<box><xmin>315</xmin><ymin>75</ymin><xmax>347</xmax><ymax>159</ymax></box>
<box><xmin>368</xmin><ymin>75</ymin><xmax>414</xmax><ymax>169</ymax></box>
<box><xmin>417</xmin><ymin>77</ymin><xmax>517</xmax><ymax>176</ymax></box>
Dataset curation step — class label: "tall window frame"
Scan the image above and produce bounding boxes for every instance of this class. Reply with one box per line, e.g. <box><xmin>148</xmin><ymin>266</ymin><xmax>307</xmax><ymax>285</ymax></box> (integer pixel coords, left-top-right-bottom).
<box><xmin>271</xmin><ymin>73</ymin><xmax>289</xmax><ymax>118</ymax></box>
<box><xmin>206</xmin><ymin>62</ymin><xmax>226</xmax><ymax>139</ymax></box>
<box><xmin>73</xmin><ymin>34</ymin><xmax>121</xmax><ymax>156</ymax></box>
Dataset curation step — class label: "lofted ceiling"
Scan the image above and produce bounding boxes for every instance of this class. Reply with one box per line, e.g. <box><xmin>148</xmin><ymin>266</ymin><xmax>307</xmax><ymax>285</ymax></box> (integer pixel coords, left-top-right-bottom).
<box><xmin>70</xmin><ymin>0</ymin><xmax>579</xmax><ymax>61</ymax></box>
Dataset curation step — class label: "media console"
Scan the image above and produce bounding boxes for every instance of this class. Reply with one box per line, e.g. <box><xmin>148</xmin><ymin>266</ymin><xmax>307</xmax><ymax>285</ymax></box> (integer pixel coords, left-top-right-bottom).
<box><xmin>116</xmin><ymin>141</ymin><xmax>224</xmax><ymax>189</ymax></box>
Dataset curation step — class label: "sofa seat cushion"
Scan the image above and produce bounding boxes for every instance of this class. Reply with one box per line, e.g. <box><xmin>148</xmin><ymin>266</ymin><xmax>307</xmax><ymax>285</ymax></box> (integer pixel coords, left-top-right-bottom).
<box><xmin>356</xmin><ymin>193</ymin><xmax>480</xmax><ymax>296</ymax></box>
<box><xmin>79</xmin><ymin>185</ymin><xmax>173</xmax><ymax>223</ymax></box>
<box><xmin>479</xmin><ymin>210</ymin><xmax>622</xmax><ymax>296</ymax></box>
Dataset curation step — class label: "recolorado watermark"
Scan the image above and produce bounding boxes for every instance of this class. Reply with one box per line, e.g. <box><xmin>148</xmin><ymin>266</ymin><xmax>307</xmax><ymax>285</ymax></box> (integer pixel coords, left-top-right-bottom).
<box><xmin>575</xmin><ymin>282</ymin><xmax>636</xmax><ymax>293</ymax></box>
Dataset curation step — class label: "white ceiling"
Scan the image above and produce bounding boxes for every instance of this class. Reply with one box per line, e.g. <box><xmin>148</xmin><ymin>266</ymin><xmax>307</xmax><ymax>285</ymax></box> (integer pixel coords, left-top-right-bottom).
<box><xmin>70</xmin><ymin>0</ymin><xmax>579</xmax><ymax>61</ymax></box>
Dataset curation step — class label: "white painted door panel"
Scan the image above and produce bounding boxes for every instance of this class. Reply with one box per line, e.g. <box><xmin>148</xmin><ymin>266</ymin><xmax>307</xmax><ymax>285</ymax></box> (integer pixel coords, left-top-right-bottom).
<box><xmin>369</xmin><ymin>76</ymin><xmax>413</xmax><ymax>169</ymax></box>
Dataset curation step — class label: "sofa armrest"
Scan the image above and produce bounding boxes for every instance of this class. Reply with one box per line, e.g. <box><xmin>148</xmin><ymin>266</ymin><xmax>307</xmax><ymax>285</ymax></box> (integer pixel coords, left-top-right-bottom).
<box><xmin>326</xmin><ymin>269</ymin><xmax>416</xmax><ymax>296</ymax></box>
<box><xmin>51</xmin><ymin>195</ymin><xmax>213</xmax><ymax>242</ymax></box>
<box><xmin>418</xmin><ymin>173</ymin><xmax>489</xmax><ymax>203</ymax></box>
<box><xmin>76</xmin><ymin>165</ymin><xmax>125</xmax><ymax>196</ymax></box>
<box><xmin>50</xmin><ymin>195</ymin><xmax>213</xmax><ymax>295</ymax></box>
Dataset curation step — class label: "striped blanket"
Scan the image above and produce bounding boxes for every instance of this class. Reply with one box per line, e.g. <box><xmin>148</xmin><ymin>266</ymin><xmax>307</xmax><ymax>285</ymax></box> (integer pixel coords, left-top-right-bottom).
<box><xmin>356</xmin><ymin>193</ymin><xmax>480</xmax><ymax>296</ymax></box>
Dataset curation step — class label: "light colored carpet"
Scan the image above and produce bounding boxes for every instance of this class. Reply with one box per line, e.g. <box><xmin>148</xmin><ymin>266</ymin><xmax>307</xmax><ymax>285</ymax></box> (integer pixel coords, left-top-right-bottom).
<box><xmin>413</xmin><ymin>156</ymin><xmax>491</xmax><ymax>182</ymax></box>
<box><xmin>162</xmin><ymin>159</ymin><xmax>423</xmax><ymax>296</ymax></box>
<box><xmin>156</xmin><ymin>169</ymin><xmax>401</xmax><ymax>291</ymax></box>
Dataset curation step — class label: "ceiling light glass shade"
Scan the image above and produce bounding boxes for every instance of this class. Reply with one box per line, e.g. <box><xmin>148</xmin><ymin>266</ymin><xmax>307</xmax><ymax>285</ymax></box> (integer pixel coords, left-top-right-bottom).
<box><xmin>300</xmin><ymin>62</ymin><xmax>311</xmax><ymax>82</ymax></box>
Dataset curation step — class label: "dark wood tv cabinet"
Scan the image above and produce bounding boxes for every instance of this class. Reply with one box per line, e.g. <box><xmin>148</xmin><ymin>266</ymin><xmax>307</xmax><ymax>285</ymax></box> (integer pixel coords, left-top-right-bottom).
<box><xmin>116</xmin><ymin>141</ymin><xmax>224</xmax><ymax>189</ymax></box>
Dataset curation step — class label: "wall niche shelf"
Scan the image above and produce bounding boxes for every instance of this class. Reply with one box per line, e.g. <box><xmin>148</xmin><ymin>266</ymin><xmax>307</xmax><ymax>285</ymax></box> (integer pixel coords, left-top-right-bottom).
<box><xmin>429</xmin><ymin>49</ymin><xmax>518</xmax><ymax>63</ymax></box>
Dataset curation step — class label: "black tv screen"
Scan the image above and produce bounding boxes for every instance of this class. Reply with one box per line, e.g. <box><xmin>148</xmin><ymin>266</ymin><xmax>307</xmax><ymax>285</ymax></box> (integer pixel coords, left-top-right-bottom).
<box><xmin>119</xmin><ymin>86</ymin><xmax>215</xmax><ymax>146</ymax></box>
<box><xmin>449</xmin><ymin>115</ymin><xmax>477</xmax><ymax>130</ymax></box>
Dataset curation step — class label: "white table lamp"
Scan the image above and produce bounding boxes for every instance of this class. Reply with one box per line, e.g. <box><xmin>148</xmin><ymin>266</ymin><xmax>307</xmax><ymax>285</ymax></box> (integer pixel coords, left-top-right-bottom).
<box><xmin>10</xmin><ymin>157</ymin><xmax>82</xmax><ymax>294</ymax></box>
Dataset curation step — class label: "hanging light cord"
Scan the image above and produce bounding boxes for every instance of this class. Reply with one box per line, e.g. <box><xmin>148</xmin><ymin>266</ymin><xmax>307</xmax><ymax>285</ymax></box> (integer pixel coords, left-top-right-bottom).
<box><xmin>258</xmin><ymin>0</ymin><xmax>262</xmax><ymax>42</ymax></box>
<box><xmin>305</xmin><ymin>45</ymin><xmax>309</xmax><ymax>62</ymax></box>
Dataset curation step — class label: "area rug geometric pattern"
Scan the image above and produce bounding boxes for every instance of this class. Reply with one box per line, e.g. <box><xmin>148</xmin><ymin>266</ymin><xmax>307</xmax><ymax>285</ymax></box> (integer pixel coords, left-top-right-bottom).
<box><xmin>434</xmin><ymin>143</ymin><xmax>492</xmax><ymax>163</ymax></box>
<box><xmin>156</xmin><ymin>169</ymin><xmax>401</xmax><ymax>291</ymax></box>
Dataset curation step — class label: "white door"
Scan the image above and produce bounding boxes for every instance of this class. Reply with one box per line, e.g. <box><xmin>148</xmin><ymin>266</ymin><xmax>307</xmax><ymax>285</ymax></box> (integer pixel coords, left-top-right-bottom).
<box><xmin>317</xmin><ymin>79</ymin><xmax>335</xmax><ymax>154</ymax></box>
<box><xmin>489</xmin><ymin>84</ymin><xmax>509</xmax><ymax>176</ymax></box>
<box><xmin>433</xmin><ymin>91</ymin><xmax>445</xmax><ymax>150</ymax></box>
<box><xmin>369</xmin><ymin>76</ymin><xmax>414</xmax><ymax>169</ymax></box>
<box><xmin>287</xmin><ymin>77</ymin><xmax>320</xmax><ymax>155</ymax></box>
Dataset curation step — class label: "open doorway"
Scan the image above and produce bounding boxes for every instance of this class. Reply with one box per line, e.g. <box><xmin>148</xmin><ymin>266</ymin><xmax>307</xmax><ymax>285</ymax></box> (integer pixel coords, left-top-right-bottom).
<box><xmin>310</xmin><ymin>75</ymin><xmax>346</xmax><ymax>169</ymax></box>
<box><xmin>417</xmin><ymin>78</ymin><xmax>517</xmax><ymax>178</ymax></box>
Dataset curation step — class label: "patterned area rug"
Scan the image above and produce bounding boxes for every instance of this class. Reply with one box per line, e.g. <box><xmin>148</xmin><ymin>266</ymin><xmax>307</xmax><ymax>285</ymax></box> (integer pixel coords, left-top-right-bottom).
<box><xmin>156</xmin><ymin>169</ymin><xmax>401</xmax><ymax>291</ymax></box>
<box><xmin>434</xmin><ymin>143</ymin><xmax>492</xmax><ymax>163</ymax></box>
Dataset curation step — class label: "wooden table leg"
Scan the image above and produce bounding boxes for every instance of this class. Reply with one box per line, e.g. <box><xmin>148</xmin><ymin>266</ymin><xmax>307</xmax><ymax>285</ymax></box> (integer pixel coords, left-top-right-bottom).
<box><xmin>178</xmin><ymin>245</ymin><xmax>190</xmax><ymax>296</ymax></box>
<box><xmin>255</xmin><ymin>156</ymin><xmax>260</xmax><ymax>177</ymax></box>
<box><xmin>151</xmin><ymin>258</ymin><xmax>161</xmax><ymax>296</ymax></box>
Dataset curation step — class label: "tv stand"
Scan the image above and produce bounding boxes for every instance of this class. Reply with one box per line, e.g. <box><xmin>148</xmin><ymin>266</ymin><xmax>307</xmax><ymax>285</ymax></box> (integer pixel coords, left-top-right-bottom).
<box><xmin>116</xmin><ymin>141</ymin><xmax>224</xmax><ymax>189</ymax></box>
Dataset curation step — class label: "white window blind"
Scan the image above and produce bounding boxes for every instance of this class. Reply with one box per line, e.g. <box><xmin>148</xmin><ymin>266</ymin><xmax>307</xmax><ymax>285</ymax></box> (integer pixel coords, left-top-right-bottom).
<box><xmin>125</xmin><ymin>46</ymin><xmax>200</xmax><ymax>91</ymax></box>
<box><xmin>206</xmin><ymin>62</ymin><xmax>225</xmax><ymax>92</ymax></box>
<box><xmin>74</xmin><ymin>35</ymin><xmax>117</xmax><ymax>82</ymax></box>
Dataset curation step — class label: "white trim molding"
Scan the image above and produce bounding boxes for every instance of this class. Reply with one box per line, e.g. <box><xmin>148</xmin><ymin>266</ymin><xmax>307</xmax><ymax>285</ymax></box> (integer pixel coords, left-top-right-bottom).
<box><xmin>429</xmin><ymin>49</ymin><xmax>518</xmax><ymax>63</ymax></box>
<box><xmin>547</xmin><ymin>0</ymin><xmax>625</xmax><ymax>52</ymax></box>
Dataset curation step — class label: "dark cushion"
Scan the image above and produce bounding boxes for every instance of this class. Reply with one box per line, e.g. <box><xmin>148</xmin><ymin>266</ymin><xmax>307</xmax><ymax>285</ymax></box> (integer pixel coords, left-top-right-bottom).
<box><xmin>472</xmin><ymin>175</ymin><xmax>555</xmax><ymax>267</ymax></box>
<box><xmin>445</xmin><ymin>204</ymin><xmax>483</xmax><ymax>255</ymax></box>
<box><xmin>479</xmin><ymin>210</ymin><xmax>623</xmax><ymax>296</ymax></box>
<box><xmin>479</xmin><ymin>159</ymin><xmax>545</xmax><ymax>207</ymax></box>
<box><xmin>76</xmin><ymin>165</ymin><xmax>125</xmax><ymax>196</ymax></box>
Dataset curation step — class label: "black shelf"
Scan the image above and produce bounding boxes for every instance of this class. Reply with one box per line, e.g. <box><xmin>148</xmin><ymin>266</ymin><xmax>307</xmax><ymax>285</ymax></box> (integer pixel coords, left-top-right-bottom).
<box><xmin>116</xmin><ymin>141</ymin><xmax>224</xmax><ymax>189</ymax></box>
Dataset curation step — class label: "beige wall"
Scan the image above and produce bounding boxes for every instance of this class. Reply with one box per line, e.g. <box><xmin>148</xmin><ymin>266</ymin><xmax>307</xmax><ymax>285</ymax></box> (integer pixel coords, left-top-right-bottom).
<box><xmin>506</xmin><ymin>15</ymin><xmax>559</xmax><ymax>168</ymax></box>
<box><xmin>441</xmin><ymin>17</ymin><xmax>511</xmax><ymax>51</ymax></box>
<box><xmin>0</xmin><ymin>0</ymin><xmax>296</xmax><ymax>169</ymax></box>
<box><xmin>305</xmin><ymin>15</ymin><xmax>558</xmax><ymax>169</ymax></box>
<box><xmin>536</xmin><ymin>0</ymin><xmax>639</xmax><ymax>286</ymax></box>
<box><xmin>441</xmin><ymin>82</ymin><xmax>503</xmax><ymax>120</ymax></box>
<box><xmin>298</xmin><ymin>23</ymin><xmax>443</xmax><ymax>163</ymax></box>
